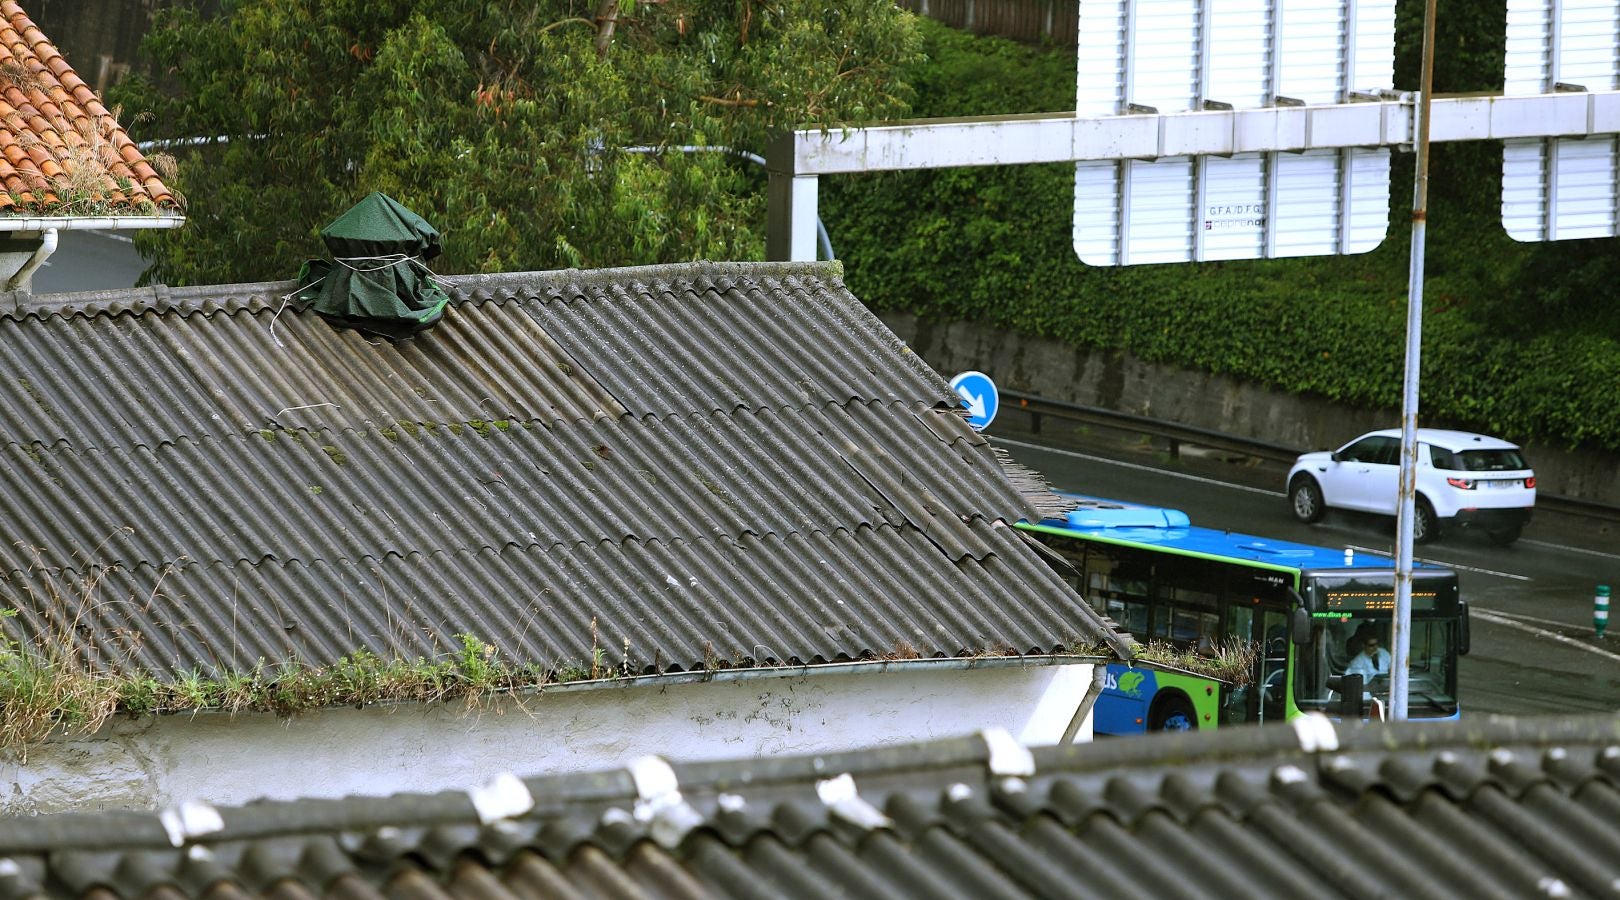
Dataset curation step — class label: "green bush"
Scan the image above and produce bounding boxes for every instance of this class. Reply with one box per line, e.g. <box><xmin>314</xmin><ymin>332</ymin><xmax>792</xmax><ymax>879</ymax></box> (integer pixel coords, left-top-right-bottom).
<box><xmin>827</xmin><ymin>17</ymin><xmax>1620</xmax><ymax>451</ymax></box>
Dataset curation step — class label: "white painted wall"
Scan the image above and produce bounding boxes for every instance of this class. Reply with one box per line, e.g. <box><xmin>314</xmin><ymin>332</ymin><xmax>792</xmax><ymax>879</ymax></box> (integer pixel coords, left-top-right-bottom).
<box><xmin>0</xmin><ymin>662</ymin><xmax>1097</xmax><ymax>814</ymax></box>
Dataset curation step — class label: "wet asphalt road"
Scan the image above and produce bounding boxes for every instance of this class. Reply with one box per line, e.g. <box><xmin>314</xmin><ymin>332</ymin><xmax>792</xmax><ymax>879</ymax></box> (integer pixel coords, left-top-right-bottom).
<box><xmin>990</xmin><ymin>419</ymin><xmax>1620</xmax><ymax>719</ymax></box>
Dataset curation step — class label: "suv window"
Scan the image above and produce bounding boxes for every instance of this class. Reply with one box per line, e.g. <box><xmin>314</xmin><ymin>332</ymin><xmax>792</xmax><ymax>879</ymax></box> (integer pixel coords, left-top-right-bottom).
<box><xmin>1340</xmin><ymin>435</ymin><xmax>1398</xmax><ymax>465</ymax></box>
<box><xmin>1453</xmin><ymin>448</ymin><xmax>1528</xmax><ymax>472</ymax></box>
<box><xmin>1429</xmin><ymin>444</ymin><xmax>1530</xmax><ymax>471</ymax></box>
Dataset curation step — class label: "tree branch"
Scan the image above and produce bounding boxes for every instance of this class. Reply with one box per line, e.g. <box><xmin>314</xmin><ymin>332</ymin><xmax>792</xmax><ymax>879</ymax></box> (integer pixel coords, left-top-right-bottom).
<box><xmin>699</xmin><ymin>94</ymin><xmax>762</xmax><ymax>108</ymax></box>
<box><xmin>594</xmin><ymin>0</ymin><xmax>620</xmax><ymax>59</ymax></box>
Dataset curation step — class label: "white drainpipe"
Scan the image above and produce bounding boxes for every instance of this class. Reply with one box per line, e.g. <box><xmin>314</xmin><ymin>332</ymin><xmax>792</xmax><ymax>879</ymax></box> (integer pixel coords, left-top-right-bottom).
<box><xmin>7</xmin><ymin>226</ymin><xmax>57</xmax><ymax>291</ymax></box>
<box><xmin>0</xmin><ymin>214</ymin><xmax>186</xmax><ymax>293</ymax></box>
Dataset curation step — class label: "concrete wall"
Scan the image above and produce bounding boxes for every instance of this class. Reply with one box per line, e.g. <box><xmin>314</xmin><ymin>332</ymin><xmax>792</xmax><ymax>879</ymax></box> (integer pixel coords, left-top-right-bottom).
<box><xmin>0</xmin><ymin>662</ymin><xmax>1096</xmax><ymax>814</ymax></box>
<box><xmin>881</xmin><ymin>312</ymin><xmax>1620</xmax><ymax>507</ymax></box>
<box><xmin>30</xmin><ymin>0</ymin><xmax>161</xmax><ymax>92</ymax></box>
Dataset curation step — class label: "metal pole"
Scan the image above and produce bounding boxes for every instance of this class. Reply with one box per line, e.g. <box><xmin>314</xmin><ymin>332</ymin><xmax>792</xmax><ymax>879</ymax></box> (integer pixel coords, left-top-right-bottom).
<box><xmin>1392</xmin><ymin>0</ymin><xmax>1439</xmax><ymax>722</ymax></box>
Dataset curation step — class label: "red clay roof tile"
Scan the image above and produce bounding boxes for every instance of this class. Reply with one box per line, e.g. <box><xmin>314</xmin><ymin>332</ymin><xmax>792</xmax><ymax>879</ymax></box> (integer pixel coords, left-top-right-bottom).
<box><xmin>0</xmin><ymin>1</ymin><xmax>180</xmax><ymax>218</ymax></box>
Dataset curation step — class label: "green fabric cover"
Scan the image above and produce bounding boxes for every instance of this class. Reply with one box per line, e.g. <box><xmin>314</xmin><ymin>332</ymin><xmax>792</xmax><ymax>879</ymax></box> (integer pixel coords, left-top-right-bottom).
<box><xmin>294</xmin><ymin>192</ymin><xmax>451</xmax><ymax>339</ymax></box>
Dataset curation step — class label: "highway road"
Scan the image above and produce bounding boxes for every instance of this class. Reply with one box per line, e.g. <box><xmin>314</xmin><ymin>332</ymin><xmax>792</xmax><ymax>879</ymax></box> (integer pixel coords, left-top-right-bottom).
<box><xmin>991</xmin><ymin>424</ymin><xmax>1620</xmax><ymax>719</ymax></box>
<box><xmin>33</xmin><ymin>230</ymin><xmax>146</xmax><ymax>294</ymax></box>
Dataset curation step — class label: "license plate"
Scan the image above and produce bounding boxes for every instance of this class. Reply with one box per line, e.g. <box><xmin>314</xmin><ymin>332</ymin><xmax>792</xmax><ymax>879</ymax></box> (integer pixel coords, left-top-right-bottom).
<box><xmin>1485</xmin><ymin>479</ymin><xmax>1521</xmax><ymax>489</ymax></box>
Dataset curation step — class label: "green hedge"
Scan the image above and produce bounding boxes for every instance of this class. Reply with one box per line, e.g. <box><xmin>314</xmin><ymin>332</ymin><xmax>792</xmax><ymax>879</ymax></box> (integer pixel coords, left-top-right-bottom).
<box><xmin>825</xmin><ymin>18</ymin><xmax>1620</xmax><ymax>451</ymax></box>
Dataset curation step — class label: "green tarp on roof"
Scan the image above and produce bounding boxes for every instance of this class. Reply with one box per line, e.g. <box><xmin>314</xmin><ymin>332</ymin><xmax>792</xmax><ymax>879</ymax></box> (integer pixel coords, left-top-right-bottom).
<box><xmin>294</xmin><ymin>192</ymin><xmax>450</xmax><ymax>339</ymax></box>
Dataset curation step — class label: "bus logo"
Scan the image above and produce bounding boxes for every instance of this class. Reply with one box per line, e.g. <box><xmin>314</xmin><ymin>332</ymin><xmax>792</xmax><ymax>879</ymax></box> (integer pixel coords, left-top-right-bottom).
<box><xmin>1105</xmin><ymin>669</ymin><xmax>1147</xmax><ymax>697</ymax></box>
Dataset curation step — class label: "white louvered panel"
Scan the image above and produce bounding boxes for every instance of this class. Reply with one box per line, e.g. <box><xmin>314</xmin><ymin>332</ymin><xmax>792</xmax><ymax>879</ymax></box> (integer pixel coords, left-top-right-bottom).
<box><xmin>1200</xmin><ymin>153</ymin><xmax>1269</xmax><ymax>259</ymax></box>
<box><xmin>1504</xmin><ymin>0</ymin><xmax>1552</xmax><ymax>93</ymax></box>
<box><xmin>1502</xmin><ymin>139</ymin><xmax>1551</xmax><ymax>240</ymax></box>
<box><xmin>1343</xmin><ymin>147</ymin><xmax>1392</xmax><ymax>252</ymax></box>
<box><xmin>1560</xmin><ymin>3</ymin><xmax>1620</xmax><ymax>87</ymax></box>
<box><xmin>1073</xmin><ymin>0</ymin><xmax>1394</xmax><ymax>265</ymax></box>
<box><xmin>1348</xmin><ymin>0</ymin><xmax>1397</xmax><ymax>91</ymax></box>
<box><xmin>1122</xmin><ymin>158</ymin><xmax>1197</xmax><ymax>264</ymax></box>
<box><xmin>1276</xmin><ymin>0</ymin><xmax>1348</xmax><ymax>101</ymax></box>
<box><xmin>1206</xmin><ymin>2</ymin><xmax>1272</xmax><ymax>107</ymax></box>
<box><xmin>1074</xmin><ymin>161</ymin><xmax>1123</xmax><ymax>264</ymax></box>
<box><xmin>1132</xmin><ymin>0</ymin><xmax>1202</xmax><ymax>112</ymax></box>
<box><xmin>1551</xmin><ymin>137</ymin><xmax>1620</xmax><ymax>237</ymax></box>
<box><xmin>1076</xmin><ymin>0</ymin><xmax>1127</xmax><ymax>114</ymax></box>
<box><xmin>1502</xmin><ymin>0</ymin><xmax>1620</xmax><ymax>241</ymax></box>
<box><xmin>1271</xmin><ymin>150</ymin><xmax>1343</xmax><ymax>255</ymax></box>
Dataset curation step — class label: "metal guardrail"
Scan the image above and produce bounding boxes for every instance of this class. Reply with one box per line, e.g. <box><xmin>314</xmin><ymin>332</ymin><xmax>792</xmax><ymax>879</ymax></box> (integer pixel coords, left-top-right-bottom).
<box><xmin>1000</xmin><ymin>388</ymin><xmax>1620</xmax><ymax>524</ymax></box>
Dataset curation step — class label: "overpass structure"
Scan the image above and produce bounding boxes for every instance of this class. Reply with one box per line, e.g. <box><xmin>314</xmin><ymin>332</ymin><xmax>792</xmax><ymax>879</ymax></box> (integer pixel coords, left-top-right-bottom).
<box><xmin>766</xmin><ymin>91</ymin><xmax>1620</xmax><ymax>260</ymax></box>
<box><xmin>768</xmin><ymin>0</ymin><xmax>1620</xmax><ymax>262</ymax></box>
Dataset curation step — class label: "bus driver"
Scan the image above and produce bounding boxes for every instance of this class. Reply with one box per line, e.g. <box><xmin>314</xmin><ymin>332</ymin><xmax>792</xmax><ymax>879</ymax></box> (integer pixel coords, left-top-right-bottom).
<box><xmin>1346</xmin><ymin>625</ymin><xmax>1392</xmax><ymax>680</ymax></box>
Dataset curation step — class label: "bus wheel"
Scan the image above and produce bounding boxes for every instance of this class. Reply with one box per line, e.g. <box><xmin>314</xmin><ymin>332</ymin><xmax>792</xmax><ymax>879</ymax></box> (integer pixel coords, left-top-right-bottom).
<box><xmin>1149</xmin><ymin>695</ymin><xmax>1197</xmax><ymax>732</ymax></box>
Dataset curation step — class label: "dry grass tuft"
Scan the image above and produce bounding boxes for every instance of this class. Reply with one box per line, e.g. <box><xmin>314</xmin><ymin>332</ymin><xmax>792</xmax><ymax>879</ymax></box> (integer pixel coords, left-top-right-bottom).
<box><xmin>0</xmin><ymin>62</ymin><xmax>44</xmax><ymax>93</ymax></box>
<box><xmin>0</xmin><ymin>542</ymin><xmax>591</xmax><ymax>750</ymax></box>
<box><xmin>1131</xmin><ymin>639</ymin><xmax>1259</xmax><ymax>684</ymax></box>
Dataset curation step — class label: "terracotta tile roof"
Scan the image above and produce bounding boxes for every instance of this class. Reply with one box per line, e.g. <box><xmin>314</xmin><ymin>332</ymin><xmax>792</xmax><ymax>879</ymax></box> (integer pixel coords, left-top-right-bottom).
<box><xmin>1</xmin><ymin>714</ymin><xmax>1618</xmax><ymax>897</ymax></box>
<box><xmin>0</xmin><ymin>1</ymin><xmax>179</xmax><ymax>217</ymax></box>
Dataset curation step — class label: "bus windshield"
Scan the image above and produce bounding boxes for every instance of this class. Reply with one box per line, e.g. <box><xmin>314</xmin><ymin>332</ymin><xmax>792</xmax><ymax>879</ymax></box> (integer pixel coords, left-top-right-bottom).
<box><xmin>1294</xmin><ymin>612</ymin><xmax>1460</xmax><ymax>717</ymax></box>
<box><xmin>1294</xmin><ymin>570</ymin><xmax>1463</xmax><ymax>718</ymax></box>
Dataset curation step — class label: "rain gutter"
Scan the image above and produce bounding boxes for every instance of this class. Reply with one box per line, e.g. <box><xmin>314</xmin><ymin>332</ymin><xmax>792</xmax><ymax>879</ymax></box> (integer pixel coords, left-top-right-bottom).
<box><xmin>541</xmin><ymin>653</ymin><xmax>1106</xmax><ymax>695</ymax></box>
<box><xmin>0</xmin><ymin>215</ymin><xmax>185</xmax><ymax>232</ymax></box>
<box><xmin>127</xmin><ymin>654</ymin><xmax>1113</xmax><ymax>722</ymax></box>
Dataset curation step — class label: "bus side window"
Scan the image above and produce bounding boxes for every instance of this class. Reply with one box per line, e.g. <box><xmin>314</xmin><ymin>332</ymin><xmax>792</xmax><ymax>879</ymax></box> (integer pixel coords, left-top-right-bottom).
<box><xmin>1093</xmin><ymin>572</ymin><xmax>1150</xmax><ymax>638</ymax></box>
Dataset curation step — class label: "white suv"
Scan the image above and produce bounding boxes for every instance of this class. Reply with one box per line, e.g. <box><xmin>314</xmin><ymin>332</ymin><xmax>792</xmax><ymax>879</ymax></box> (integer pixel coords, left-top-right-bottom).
<box><xmin>1287</xmin><ymin>428</ymin><xmax>1536</xmax><ymax>545</ymax></box>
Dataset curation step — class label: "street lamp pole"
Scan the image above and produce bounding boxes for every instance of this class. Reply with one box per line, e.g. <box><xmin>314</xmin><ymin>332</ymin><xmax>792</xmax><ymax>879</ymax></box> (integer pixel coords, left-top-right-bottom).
<box><xmin>1392</xmin><ymin>0</ymin><xmax>1439</xmax><ymax>721</ymax></box>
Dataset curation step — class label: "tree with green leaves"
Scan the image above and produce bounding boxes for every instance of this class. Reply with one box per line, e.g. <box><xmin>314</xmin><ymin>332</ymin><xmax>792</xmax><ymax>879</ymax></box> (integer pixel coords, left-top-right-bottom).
<box><xmin>115</xmin><ymin>0</ymin><xmax>922</xmax><ymax>285</ymax></box>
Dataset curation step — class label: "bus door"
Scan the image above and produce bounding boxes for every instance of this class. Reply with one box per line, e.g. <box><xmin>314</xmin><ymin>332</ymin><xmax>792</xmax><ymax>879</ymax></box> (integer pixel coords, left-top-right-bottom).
<box><xmin>1258</xmin><ymin>607</ymin><xmax>1291</xmax><ymax>722</ymax></box>
<box><xmin>1219</xmin><ymin>604</ymin><xmax>1290</xmax><ymax>725</ymax></box>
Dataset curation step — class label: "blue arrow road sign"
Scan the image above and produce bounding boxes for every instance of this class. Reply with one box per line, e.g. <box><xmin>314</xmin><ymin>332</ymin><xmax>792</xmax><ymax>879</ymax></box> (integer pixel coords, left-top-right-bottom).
<box><xmin>949</xmin><ymin>371</ymin><xmax>998</xmax><ymax>432</ymax></box>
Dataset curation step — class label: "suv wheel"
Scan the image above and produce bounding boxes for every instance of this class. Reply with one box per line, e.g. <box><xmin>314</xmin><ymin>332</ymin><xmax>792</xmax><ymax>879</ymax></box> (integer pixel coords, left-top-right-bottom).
<box><xmin>1289</xmin><ymin>477</ymin><xmax>1325</xmax><ymax>523</ymax></box>
<box><xmin>1413</xmin><ymin>498</ymin><xmax>1440</xmax><ymax>544</ymax></box>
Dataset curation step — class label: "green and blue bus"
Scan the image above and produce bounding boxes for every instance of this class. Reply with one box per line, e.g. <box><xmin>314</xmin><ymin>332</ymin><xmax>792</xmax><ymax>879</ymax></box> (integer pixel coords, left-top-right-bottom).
<box><xmin>1020</xmin><ymin>496</ymin><xmax>1469</xmax><ymax>732</ymax></box>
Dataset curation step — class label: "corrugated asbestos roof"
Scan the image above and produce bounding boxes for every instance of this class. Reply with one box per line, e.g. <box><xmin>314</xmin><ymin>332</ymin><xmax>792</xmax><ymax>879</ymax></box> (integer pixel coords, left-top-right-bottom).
<box><xmin>2</xmin><ymin>714</ymin><xmax>1618</xmax><ymax>898</ymax></box>
<box><xmin>0</xmin><ymin>1</ymin><xmax>178</xmax><ymax>216</ymax></box>
<box><xmin>0</xmin><ymin>261</ymin><xmax>1109</xmax><ymax>678</ymax></box>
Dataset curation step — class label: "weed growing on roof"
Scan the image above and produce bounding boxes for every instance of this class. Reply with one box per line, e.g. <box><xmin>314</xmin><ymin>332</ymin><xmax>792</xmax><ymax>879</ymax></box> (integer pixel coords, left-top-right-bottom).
<box><xmin>0</xmin><ymin>536</ymin><xmax>620</xmax><ymax>749</ymax></box>
<box><xmin>1131</xmin><ymin>639</ymin><xmax>1258</xmax><ymax>685</ymax></box>
<box><xmin>884</xmin><ymin>640</ymin><xmax>921</xmax><ymax>661</ymax></box>
<box><xmin>0</xmin><ymin>102</ymin><xmax>164</xmax><ymax>216</ymax></box>
<box><xmin>0</xmin><ymin>62</ymin><xmax>45</xmax><ymax>93</ymax></box>
<box><xmin>0</xmin><ymin>629</ymin><xmax>579</xmax><ymax>750</ymax></box>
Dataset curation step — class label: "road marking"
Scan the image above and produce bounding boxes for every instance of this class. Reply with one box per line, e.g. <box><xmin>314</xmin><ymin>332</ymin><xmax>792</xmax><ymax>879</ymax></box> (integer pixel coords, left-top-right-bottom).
<box><xmin>991</xmin><ymin>436</ymin><xmax>1282</xmax><ymax>496</ymax></box>
<box><xmin>85</xmin><ymin>229</ymin><xmax>136</xmax><ymax>244</ymax></box>
<box><xmin>1483</xmin><ymin>607</ymin><xmax>1589</xmax><ymax>631</ymax></box>
<box><xmin>1340</xmin><ymin>545</ymin><xmax>1534</xmax><ymax>581</ymax></box>
<box><xmin>1519</xmin><ymin>538</ymin><xmax>1620</xmax><ymax>562</ymax></box>
<box><xmin>1471</xmin><ymin>608</ymin><xmax>1620</xmax><ymax>663</ymax></box>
